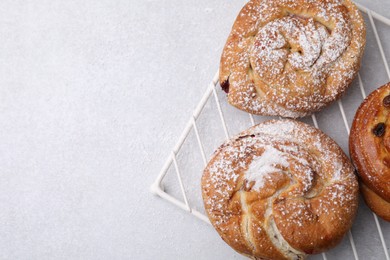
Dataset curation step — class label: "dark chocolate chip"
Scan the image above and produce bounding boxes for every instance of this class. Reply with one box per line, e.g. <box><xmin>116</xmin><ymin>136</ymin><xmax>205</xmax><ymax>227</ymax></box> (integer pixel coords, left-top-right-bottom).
<box><xmin>221</xmin><ymin>78</ymin><xmax>230</xmax><ymax>93</ymax></box>
<box><xmin>383</xmin><ymin>94</ymin><xmax>390</xmax><ymax>107</ymax></box>
<box><xmin>372</xmin><ymin>122</ymin><xmax>386</xmax><ymax>137</ymax></box>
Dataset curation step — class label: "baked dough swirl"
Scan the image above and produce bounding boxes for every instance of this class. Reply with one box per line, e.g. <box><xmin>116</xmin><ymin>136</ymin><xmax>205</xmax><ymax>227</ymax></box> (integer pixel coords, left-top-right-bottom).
<box><xmin>220</xmin><ymin>0</ymin><xmax>366</xmax><ymax>118</ymax></box>
<box><xmin>202</xmin><ymin>120</ymin><xmax>358</xmax><ymax>260</ymax></box>
<box><xmin>350</xmin><ymin>83</ymin><xmax>390</xmax><ymax>222</ymax></box>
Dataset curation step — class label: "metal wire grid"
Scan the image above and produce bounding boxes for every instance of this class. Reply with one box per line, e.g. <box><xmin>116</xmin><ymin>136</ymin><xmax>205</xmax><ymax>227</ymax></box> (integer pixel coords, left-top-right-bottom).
<box><xmin>151</xmin><ymin>3</ymin><xmax>390</xmax><ymax>260</ymax></box>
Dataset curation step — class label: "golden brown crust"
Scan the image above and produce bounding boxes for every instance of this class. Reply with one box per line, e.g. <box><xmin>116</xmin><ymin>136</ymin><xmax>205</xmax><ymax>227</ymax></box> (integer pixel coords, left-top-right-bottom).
<box><xmin>202</xmin><ymin>120</ymin><xmax>358</xmax><ymax>259</ymax></box>
<box><xmin>220</xmin><ymin>0</ymin><xmax>366</xmax><ymax>118</ymax></box>
<box><xmin>361</xmin><ymin>184</ymin><xmax>390</xmax><ymax>222</ymax></box>
<box><xmin>349</xmin><ymin>82</ymin><xmax>390</xmax><ymax>222</ymax></box>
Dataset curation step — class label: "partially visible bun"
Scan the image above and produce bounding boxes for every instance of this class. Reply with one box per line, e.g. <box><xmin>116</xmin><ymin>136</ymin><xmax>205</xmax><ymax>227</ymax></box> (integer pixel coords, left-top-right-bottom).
<box><xmin>202</xmin><ymin>120</ymin><xmax>358</xmax><ymax>260</ymax></box>
<box><xmin>350</xmin><ymin>82</ymin><xmax>390</xmax><ymax>222</ymax></box>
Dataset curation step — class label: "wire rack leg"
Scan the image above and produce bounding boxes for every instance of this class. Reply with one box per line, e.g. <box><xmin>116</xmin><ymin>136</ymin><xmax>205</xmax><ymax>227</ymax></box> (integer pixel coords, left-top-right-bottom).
<box><xmin>172</xmin><ymin>152</ymin><xmax>191</xmax><ymax>212</ymax></box>
<box><xmin>249</xmin><ymin>113</ymin><xmax>256</xmax><ymax>126</ymax></box>
<box><xmin>311</xmin><ymin>114</ymin><xmax>319</xmax><ymax>128</ymax></box>
<box><xmin>212</xmin><ymin>86</ymin><xmax>230</xmax><ymax>139</ymax></box>
<box><xmin>373</xmin><ymin>214</ymin><xmax>390</xmax><ymax>260</ymax></box>
<box><xmin>357</xmin><ymin>73</ymin><xmax>366</xmax><ymax>99</ymax></box>
<box><xmin>192</xmin><ymin>117</ymin><xmax>207</xmax><ymax>166</ymax></box>
<box><xmin>368</xmin><ymin>10</ymin><xmax>390</xmax><ymax>80</ymax></box>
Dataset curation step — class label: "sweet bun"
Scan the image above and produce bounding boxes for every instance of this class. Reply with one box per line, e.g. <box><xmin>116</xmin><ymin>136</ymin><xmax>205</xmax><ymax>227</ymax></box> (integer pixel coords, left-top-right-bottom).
<box><xmin>202</xmin><ymin>119</ymin><xmax>358</xmax><ymax>259</ymax></box>
<box><xmin>350</xmin><ymin>83</ymin><xmax>390</xmax><ymax>221</ymax></box>
<box><xmin>220</xmin><ymin>0</ymin><xmax>366</xmax><ymax>118</ymax></box>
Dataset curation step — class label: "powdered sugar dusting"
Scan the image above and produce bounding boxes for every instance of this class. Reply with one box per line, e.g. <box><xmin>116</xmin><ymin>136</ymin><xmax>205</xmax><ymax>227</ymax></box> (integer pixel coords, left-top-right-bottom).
<box><xmin>333</xmin><ymin>161</ymin><xmax>342</xmax><ymax>180</ymax></box>
<box><xmin>245</xmin><ymin>146</ymin><xmax>289</xmax><ymax>190</ymax></box>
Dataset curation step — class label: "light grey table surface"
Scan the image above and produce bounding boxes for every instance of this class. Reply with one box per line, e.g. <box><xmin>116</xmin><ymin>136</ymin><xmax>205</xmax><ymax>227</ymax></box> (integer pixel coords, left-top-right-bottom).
<box><xmin>1</xmin><ymin>1</ymin><xmax>390</xmax><ymax>259</ymax></box>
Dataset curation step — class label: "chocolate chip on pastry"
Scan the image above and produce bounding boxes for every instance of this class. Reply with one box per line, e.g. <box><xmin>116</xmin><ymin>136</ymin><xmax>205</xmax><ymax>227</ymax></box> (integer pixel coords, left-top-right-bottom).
<box><xmin>220</xmin><ymin>0</ymin><xmax>366</xmax><ymax>118</ymax></box>
<box><xmin>202</xmin><ymin>120</ymin><xmax>358</xmax><ymax>260</ymax></box>
<box><xmin>350</xmin><ymin>83</ymin><xmax>390</xmax><ymax>222</ymax></box>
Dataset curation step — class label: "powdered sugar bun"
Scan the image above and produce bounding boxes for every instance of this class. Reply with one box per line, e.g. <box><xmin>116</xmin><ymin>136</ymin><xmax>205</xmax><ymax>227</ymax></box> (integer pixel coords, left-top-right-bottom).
<box><xmin>202</xmin><ymin>120</ymin><xmax>358</xmax><ymax>260</ymax></box>
<box><xmin>220</xmin><ymin>0</ymin><xmax>366</xmax><ymax>118</ymax></box>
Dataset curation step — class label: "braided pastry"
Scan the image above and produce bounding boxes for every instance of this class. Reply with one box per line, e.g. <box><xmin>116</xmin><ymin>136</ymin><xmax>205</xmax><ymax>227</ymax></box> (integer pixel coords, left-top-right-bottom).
<box><xmin>220</xmin><ymin>0</ymin><xmax>365</xmax><ymax>118</ymax></box>
<box><xmin>350</xmin><ymin>83</ymin><xmax>390</xmax><ymax>222</ymax></box>
<box><xmin>202</xmin><ymin>120</ymin><xmax>358</xmax><ymax>260</ymax></box>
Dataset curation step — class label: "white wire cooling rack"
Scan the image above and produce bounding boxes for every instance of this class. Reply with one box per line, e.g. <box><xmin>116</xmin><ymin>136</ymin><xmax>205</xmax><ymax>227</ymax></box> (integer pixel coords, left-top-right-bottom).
<box><xmin>151</xmin><ymin>3</ymin><xmax>390</xmax><ymax>260</ymax></box>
